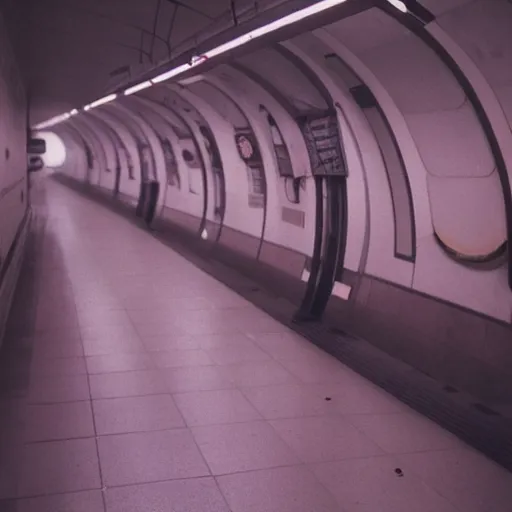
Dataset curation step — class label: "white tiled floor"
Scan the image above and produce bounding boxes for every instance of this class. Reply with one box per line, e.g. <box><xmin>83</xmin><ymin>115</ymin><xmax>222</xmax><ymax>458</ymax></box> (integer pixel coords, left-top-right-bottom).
<box><xmin>1</xmin><ymin>178</ymin><xmax>511</xmax><ymax>512</ymax></box>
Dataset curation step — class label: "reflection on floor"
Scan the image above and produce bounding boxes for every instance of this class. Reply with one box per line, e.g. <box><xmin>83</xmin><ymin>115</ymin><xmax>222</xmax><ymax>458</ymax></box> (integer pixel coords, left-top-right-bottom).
<box><xmin>0</xmin><ymin>178</ymin><xmax>510</xmax><ymax>512</ymax></box>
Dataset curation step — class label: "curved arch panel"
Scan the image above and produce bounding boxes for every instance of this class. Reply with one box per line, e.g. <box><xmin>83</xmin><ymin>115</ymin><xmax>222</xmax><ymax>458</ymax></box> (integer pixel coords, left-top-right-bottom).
<box><xmin>84</xmin><ymin>113</ymin><xmax>121</xmax><ymax>193</ymax></box>
<box><xmin>151</xmin><ymin>84</ymin><xmax>261</xmax><ymax>247</ymax></box>
<box><xmin>321</xmin><ymin>6</ymin><xmax>510</xmax><ymax>318</ymax></box>
<box><xmin>76</xmin><ymin>117</ymin><xmax>111</xmax><ymax>179</ymax></box>
<box><xmin>293</xmin><ymin>35</ymin><xmax>416</xmax><ymax>277</ymax></box>
<box><xmin>88</xmin><ymin>109</ymin><xmax>141</xmax><ymax>202</ymax></box>
<box><xmin>125</xmin><ymin>95</ymin><xmax>207</xmax><ymax>233</ymax></box>
<box><xmin>53</xmin><ymin>126</ymin><xmax>89</xmax><ymax>182</ymax></box>
<box><xmin>106</xmin><ymin>103</ymin><xmax>159</xmax><ymax>185</ymax></box>
<box><xmin>212</xmin><ymin>64</ymin><xmax>316</xmax><ymax>262</ymax></box>
<box><xmin>167</xmin><ymin>80</ymin><xmax>267</xmax><ymax>258</ymax></box>
<box><xmin>66</xmin><ymin>120</ymin><xmax>104</xmax><ymax>184</ymax></box>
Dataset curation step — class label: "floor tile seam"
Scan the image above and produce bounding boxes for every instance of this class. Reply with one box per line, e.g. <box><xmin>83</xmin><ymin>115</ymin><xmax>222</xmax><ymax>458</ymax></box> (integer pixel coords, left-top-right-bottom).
<box><xmin>234</xmin><ymin>380</ymin><xmax>398</xmax><ymax>396</ymax></box>
<box><xmin>49</xmin><ymin>182</ymin><xmax>496</xmax><ymax>486</ymax></box>
<box><xmin>0</xmin><ymin>447</ymin><xmax>382</xmax><ymax>501</ymax></box>
<box><xmin>235</xmin><ymin>332</ymin><xmax>312</xmax><ymax>376</ymax></box>
<box><xmin>89</xmin><ymin>389</ymin><xmax>180</xmax><ymax>401</ymax></box>
<box><xmin>0</xmin><ymin>415</ymin><xmax>327</xmax><ymax>437</ymax></box>
<box><xmin>141</xmin><ymin>342</ymin><xmax>266</xmax><ymax>354</ymax></box>
<box><xmin>341</xmin><ymin>405</ymin><xmax>467</xmax><ymax>455</ymax></box>
<box><xmin>180</xmin><ymin>417</ymin><xmax>467</xmax><ymax>457</ymax></box>
<box><xmin>81</xmin><ymin>335</ymin><xmax>146</xmax><ymax>348</ymax></box>
<box><xmin>86</xmin><ymin>368</ymin><xmax>157</xmax><ymax>376</ymax></box>
<box><xmin>1</xmin><ymin>485</ymin><xmax>103</xmax><ymax>503</ymax></box>
<box><xmin>155</xmin><ymin>359</ymin><xmax>274</xmax><ymax>370</ymax></box>
<box><xmin>173</xmin><ymin>403</ymin><xmax>265</xmax><ymax>429</ymax></box>
<box><xmin>233</xmin><ymin>395</ymin><xmax>358</xmax><ymax>421</ymax></box>
<box><xmin>21</xmin><ymin>432</ymin><xmax>99</xmax><ymax>445</ymax></box>
<box><xmin>25</xmin><ymin>396</ymin><xmax>92</xmax><ymax>405</ymax></box>
<box><xmin>90</xmin><ymin>392</ymin><xmax>178</xmax><ymax>403</ymax></box>
<box><xmin>82</xmin><ymin>362</ymin><xmax>288</xmax><ymax>381</ymax></box>
<box><xmin>210</xmin><ymin>460</ymin><xmax>343</xmax><ymax>511</ymax></box>
<box><xmin>307</xmin><ymin>454</ymin><xmax>452</xmax><ymax>512</ymax></box>
<box><xmin>65</xmin><ymin>275</ymin><xmax>108</xmax><ymax>512</ymax></box>
<box><xmin>95</xmin><ymin>425</ymin><xmax>209</xmax><ymax>440</ymax></box>
<box><xmin>76</xmin><ymin>473</ymin><xmax>222</xmax><ymax>492</ymax></box>
<box><xmin>415</xmin><ymin>478</ymin><xmax>468</xmax><ymax>512</ymax></box>
<box><xmin>208</xmin><ymin>460</ymin><xmax>310</xmax><ymax>479</ymax></box>
<box><xmin>262</xmin><ymin>412</ymin><xmax>389</xmax><ymax>464</ymax></box>
<box><xmin>92</xmin><ymin>422</ymin><xmax>191</xmax><ymax>437</ymax></box>
<box><xmin>28</xmin><ymin>354</ymin><xmax>87</xmax><ymax>364</ymax></box>
<box><xmin>381</xmin><ymin>452</ymin><xmax>479</xmax><ymax>512</ymax></box>
<box><xmin>101</xmin><ymin>474</ymin><xmax>234</xmax><ymax>512</ymax></box>
<box><xmin>83</xmin><ymin>351</ymin><xmax>149</xmax><ymax>358</ymax></box>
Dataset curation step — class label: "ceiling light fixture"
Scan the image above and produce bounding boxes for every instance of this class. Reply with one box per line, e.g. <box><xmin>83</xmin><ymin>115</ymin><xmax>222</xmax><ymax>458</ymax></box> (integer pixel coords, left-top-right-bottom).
<box><xmin>86</xmin><ymin>93</ymin><xmax>118</xmax><ymax>110</ymax></box>
<box><xmin>124</xmin><ymin>81</ymin><xmax>153</xmax><ymax>96</ymax></box>
<box><xmin>33</xmin><ymin>112</ymin><xmax>71</xmax><ymax>130</ymax></box>
<box><xmin>151</xmin><ymin>63</ymin><xmax>191</xmax><ymax>84</ymax></box>
<box><xmin>154</xmin><ymin>0</ymin><xmax>351</xmax><ymax>84</ymax></box>
<box><xmin>33</xmin><ymin>0</ymin><xmax>409</xmax><ymax>129</ymax></box>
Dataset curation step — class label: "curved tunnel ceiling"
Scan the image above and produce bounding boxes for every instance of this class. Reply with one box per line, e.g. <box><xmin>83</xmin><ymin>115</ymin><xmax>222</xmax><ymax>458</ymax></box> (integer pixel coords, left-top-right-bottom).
<box><xmin>1</xmin><ymin>0</ymin><xmax>234</xmax><ymax>125</ymax></box>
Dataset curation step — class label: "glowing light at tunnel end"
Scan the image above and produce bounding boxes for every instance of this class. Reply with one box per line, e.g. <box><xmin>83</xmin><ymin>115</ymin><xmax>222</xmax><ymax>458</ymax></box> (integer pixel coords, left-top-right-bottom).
<box><xmin>33</xmin><ymin>0</ymin><xmax>408</xmax><ymax>129</ymax></box>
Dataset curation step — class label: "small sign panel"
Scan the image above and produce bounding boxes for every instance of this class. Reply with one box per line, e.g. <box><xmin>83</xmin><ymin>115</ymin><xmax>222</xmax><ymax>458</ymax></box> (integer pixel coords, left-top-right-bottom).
<box><xmin>302</xmin><ymin>114</ymin><xmax>346</xmax><ymax>176</ymax></box>
<box><xmin>159</xmin><ymin>137</ymin><xmax>180</xmax><ymax>188</ymax></box>
<box><xmin>235</xmin><ymin>132</ymin><xmax>261</xmax><ymax>166</ymax></box>
<box><xmin>27</xmin><ymin>138</ymin><xmax>46</xmax><ymax>155</ymax></box>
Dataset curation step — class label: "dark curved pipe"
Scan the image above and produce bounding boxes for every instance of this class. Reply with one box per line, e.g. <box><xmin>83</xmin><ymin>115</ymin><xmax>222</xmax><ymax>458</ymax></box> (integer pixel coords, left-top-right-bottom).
<box><xmin>275</xmin><ymin>44</ymin><xmax>349</xmax><ymax>320</ymax></box>
<box><xmin>311</xmin><ymin>176</ymin><xmax>348</xmax><ymax>317</ymax></box>
<box><xmin>102</xmin><ymin>106</ymin><xmax>158</xmax><ymax>222</ymax></box>
<box><xmin>294</xmin><ymin>176</ymin><xmax>324</xmax><ymax>322</ymax></box>
<box><xmin>63</xmin><ymin>123</ymin><xmax>96</xmax><ymax>182</ymax></box>
<box><xmin>139</xmin><ymin>97</ymin><xmax>209</xmax><ymax>236</ymax></box>
<box><xmin>72</xmin><ymin>117</ymin><xmax>110</xmax><ymax>183</ymax></box>
<box><xmin>190</xmin><ymin>79</ymin><xmax>267</xmax><ymax>255</ymax></box>
<box><xmin>88</xmin><ymin>113</ymin><xmax>131</xmax><ymax>197</ymax></box>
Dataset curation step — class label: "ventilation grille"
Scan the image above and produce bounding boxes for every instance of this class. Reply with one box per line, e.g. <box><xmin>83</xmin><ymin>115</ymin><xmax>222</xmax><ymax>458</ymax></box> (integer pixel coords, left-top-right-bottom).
<box><xmin>282</xmin><ymin>207</ymin><xmax>305</xmax><ymax>227</ymax></box>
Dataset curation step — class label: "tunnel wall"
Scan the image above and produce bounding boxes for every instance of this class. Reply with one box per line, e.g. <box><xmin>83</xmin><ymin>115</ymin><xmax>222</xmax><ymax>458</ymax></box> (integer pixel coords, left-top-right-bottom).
<box><xmin>0</xmin><ymin>11</ymin><xmax>29</xmax><ymax>347</ymax></box>
<box><xmin>53</xmin><ymin>2</ymin><xmax>512</xmax><ymax>405</ymax></box>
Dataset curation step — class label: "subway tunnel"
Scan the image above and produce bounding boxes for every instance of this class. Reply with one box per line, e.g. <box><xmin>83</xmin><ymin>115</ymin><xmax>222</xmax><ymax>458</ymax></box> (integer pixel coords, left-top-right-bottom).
<box><xmin>1</xmin><ymin>0</ymin><xmax>512</xmax><ymax>509</ymax></box>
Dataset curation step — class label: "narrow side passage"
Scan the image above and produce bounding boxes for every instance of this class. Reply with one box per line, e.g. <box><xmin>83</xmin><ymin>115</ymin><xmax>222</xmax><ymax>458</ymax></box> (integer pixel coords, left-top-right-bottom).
<box><xmin>1</xmin><ymin>178</ymin><xmax>511</xmax><ymax>512</ymax></box>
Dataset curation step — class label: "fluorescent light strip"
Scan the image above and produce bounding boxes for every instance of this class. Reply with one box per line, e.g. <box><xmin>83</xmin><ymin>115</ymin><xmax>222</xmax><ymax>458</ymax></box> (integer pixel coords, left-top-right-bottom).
<box><xmin>87</xmin><ymin>93</ymin><xmax>118</xmax><ymax>110</ymax></box>
<box><xmin>124</xmin><ymin>80</ymin><xmax>153</xmax><ymax>95</ymax></box>
<box><xmin>33</xmin><ymin>112</ymin><xmax>71</xmax><ymax>130</ymax></box>
<box><xmin>32</xmin><ymin>0</ymin><xmax>409</xmax><ymax>129</ymax></box>
<box><xmin>153</xmin><ymin>0</ymin><xmax>350</xmax><ymax>83</ymax></box>
<box><xmin>152</xmin><ymin>63</ymin><xmax>190</xmax><ymax>84</ymax></box>
<box><xmin>205</xmin><ymin>0</ymin><xmax>349</xmax><ymax>59</ymax></box>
